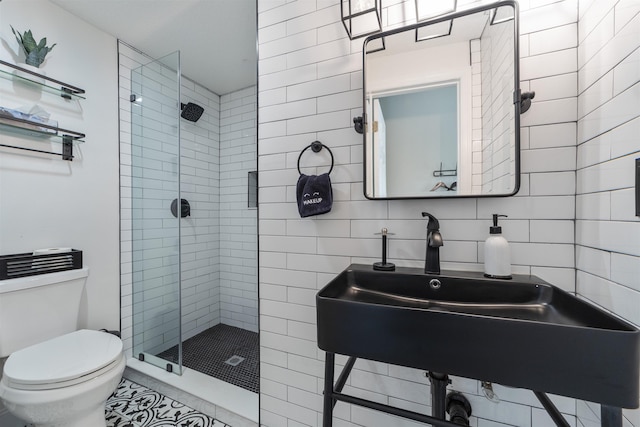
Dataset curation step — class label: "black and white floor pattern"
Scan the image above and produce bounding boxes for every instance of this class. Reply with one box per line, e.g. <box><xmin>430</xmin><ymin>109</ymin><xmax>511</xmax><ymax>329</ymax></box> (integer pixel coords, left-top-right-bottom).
<box><xmin>106</xmin><ymin>379</ymin><xmax>229</xmax><ymax>427</ymax></box>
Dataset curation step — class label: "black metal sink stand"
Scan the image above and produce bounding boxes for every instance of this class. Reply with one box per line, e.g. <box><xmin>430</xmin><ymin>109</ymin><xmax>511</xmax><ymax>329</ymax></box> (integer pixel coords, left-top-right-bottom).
<box><xmin>533</xmin><ymin>392</ymin><xmax>622</xmax><ymax>427</ymax></box>
<box><xmin>322</xmin><ymin>353</ymin><xmax>624</xmax><ymax>427</ymax></box>
<box><xmin>322</xmin><ymin>353</ymin><xmax>468</xmax><ymax>427</ymax></box>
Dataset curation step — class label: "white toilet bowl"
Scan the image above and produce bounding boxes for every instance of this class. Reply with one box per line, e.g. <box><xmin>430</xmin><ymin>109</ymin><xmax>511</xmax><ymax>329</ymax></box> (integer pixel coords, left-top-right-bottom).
<box><xmin>0</xmin><ymin>329</ymin><xmax>125</xmax><ymax>427</ymax></box>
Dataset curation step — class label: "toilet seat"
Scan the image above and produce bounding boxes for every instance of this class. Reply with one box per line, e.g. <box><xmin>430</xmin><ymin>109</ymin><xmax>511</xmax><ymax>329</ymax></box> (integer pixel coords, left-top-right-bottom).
<box><xmin>2</xmin><ymin>329</ymin><xmax>123</xmax><ymax>391</ymax></box>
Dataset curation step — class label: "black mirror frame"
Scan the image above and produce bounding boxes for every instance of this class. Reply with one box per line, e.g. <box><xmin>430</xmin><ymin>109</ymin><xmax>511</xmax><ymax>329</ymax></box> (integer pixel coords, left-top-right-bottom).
<box><xmin>361</xmin><ymin>0</ymin><xmax>522</xmax><ymax>200</ymax></box>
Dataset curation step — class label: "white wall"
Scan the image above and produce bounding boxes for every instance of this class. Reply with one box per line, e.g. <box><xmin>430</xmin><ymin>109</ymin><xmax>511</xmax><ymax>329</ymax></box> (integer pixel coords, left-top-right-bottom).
<box><xmin>119</xmin><ymin>42</ymin><xmax>222</xmax><ymax>357</ymax></box>
<box><xmin>0</xmin><ymin>0</ymin><xmax>119</xmax><ymax>420</ymax></box>
<box><xmin>367</xmin><ymin>41</ymin><xmax>469</xmax><ymax>93</ymax></box>
<box><xmin>0</xmin><ymin>0</ymin><xmax>120</xmax><ymax>331</ymax></box>
<box><xmin>219</xmin><ymin>86</ymin><xmax>259</xmax><ymax>332</ymax></box>
<box><xmin>575</xmin><ymin>1</ymin><xmax>640</xmax><ymax>426</ymax></box>
<box><xmin>257</xmin><ymin>0</ymin><xmax>582</xmax><ymax>426</ymax></box>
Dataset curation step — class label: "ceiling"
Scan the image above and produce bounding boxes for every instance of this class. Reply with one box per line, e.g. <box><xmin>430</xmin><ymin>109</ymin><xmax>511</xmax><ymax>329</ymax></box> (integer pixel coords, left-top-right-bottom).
<box><xmin>51</xmin><ymin>0</ymin><xmax>257</xmax><ymax>95</ymax></box>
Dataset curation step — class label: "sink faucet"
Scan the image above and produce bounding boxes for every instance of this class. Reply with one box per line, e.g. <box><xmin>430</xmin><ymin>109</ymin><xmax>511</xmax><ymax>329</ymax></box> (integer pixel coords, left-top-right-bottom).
<box><xmin>422</xmin><ymin>212</ymin><xmax>443</xmax><ymax>274</ymax></box>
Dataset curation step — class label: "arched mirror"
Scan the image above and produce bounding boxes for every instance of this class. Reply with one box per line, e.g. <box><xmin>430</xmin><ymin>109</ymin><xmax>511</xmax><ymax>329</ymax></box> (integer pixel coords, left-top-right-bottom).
<box><xmin>363</xmin><ymin>1</ymin><xmax>525</xmax><ymax>199</ymax></box>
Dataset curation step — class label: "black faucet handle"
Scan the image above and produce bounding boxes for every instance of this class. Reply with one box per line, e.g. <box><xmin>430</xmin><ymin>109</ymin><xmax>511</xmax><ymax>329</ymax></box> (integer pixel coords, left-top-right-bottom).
<box><xmin>428</xmin><ymin>230</ymin><xmax>444</xmax><ymax>247</ymax></box>
<box><xmin>422</xmin><ymin>212</ymin><xmax>440</xmax><ymax>230</ymax></box>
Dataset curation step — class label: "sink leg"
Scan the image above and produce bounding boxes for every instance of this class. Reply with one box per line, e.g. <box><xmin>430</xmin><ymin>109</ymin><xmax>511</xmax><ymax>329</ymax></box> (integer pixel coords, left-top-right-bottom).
<box><xmin>428</xmin><ymin>372</ymin><xmax>450</xmax><ymax>419</ymax></box>
<box><xmin>533</xmin><ymin>391</ymin><xmax>571</xmax><ymax>427</ymax></box>
<box><xmin>323</xmin><ymin>352</ymin><xmax>335</xmax><ymax>427</ymax></box>
<box><xmin>601</xmin><ymin>405</ymin><xmax>622</xmax><ymax>427</ymax></box>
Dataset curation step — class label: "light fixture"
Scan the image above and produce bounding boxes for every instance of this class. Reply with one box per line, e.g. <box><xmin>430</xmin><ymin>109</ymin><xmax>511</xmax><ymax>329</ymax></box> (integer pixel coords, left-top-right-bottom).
<box><xmin>490</xmin><ymin>5</ymin><xmax>515</xmax><ymax>25</ymax></box>
<box><xmin>415</xmin><ymin>0</ymin><xmax>457</xmax><ymax>22</ymax></box>
<box><xmin>365</xmin><ymin>37</ymin><xmax>385</xmax><ymax>53</ymax></box>
<box><xmin>341</xmin><ymin>0</ymin><xmax>382</xmax><ymax>40</ymax></box>
<box><xmin>415</xmin><ymin>19</ymin><xmax>452</xmax><ymax>42</ymax></box>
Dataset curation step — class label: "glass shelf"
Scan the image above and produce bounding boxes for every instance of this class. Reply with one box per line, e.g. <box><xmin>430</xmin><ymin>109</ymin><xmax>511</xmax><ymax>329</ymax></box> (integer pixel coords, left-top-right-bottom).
<box><xmin>0</xmin><ymin>60</ymin><xmax>86</xmax><ymax>100</ymax></box>
<box><xmin>0</xmin><ymin>117</ymin><xmax>84</xmax><ymax>161</ymax></box>
<box><xmin>0</xmin><ymin>120</ymin><xmax>85</xmax><ymax>144</ymax></box>
<box><xmin>0</xmin><ymin>61</ymin><xmax>85</xmax><ymax>161</ymax></box>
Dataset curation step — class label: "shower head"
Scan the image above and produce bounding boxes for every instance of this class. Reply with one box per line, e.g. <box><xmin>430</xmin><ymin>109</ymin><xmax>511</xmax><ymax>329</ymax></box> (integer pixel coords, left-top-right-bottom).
<box><xmin>180</xmin><ymin>102</ymin><xmax>204</xmax><ymax>122</ymax></box>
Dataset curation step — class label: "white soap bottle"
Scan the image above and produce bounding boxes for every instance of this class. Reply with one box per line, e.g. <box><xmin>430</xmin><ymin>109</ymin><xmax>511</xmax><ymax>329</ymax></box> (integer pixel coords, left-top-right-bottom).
<box><xmin>484</xmin><ymin>214</ymin><xmax>512</xmax><ymax>279</ymax></box>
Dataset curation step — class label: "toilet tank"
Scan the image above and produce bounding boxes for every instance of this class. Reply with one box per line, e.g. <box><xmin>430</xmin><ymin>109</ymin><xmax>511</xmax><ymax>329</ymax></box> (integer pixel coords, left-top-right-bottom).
<box><xmin>0</xmin><ymin>268</ymin><xmax>89</xmax><ymax>357</ymax></box>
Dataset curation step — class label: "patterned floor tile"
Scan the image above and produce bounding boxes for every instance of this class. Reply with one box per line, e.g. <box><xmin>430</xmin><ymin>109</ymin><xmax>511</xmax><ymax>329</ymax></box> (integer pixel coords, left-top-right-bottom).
<box><xmin>106</xmin><ymin>379</ymin><xmax>229</xmax><ymax>427</ymax></box>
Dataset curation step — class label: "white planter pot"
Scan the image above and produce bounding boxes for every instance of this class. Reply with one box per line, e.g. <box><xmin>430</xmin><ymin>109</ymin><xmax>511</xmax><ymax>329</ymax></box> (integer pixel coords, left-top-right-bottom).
<box><xmin>13</xmin><ymin>63</ymin><xmax>46</xmax><ymax>85</ymax></box>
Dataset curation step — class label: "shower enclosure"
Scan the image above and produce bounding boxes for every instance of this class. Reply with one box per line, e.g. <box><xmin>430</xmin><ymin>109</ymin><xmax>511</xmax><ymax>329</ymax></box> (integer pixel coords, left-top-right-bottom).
<box><xmin>128</xmin><ymin>49</ymin><xmax>259</xmax><ymax>394</ymax></box>
<box><xmin>131</xmin><ymin>51</ymin><xmax>183</xmax><ymax>374</ymax></box>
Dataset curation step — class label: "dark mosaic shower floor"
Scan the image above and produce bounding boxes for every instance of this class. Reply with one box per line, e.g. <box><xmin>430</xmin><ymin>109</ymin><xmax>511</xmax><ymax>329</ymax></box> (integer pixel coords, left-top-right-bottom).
<box><xmin>157</xmin><ymin>324</ymin><xmax>259</xmax><ymax>393</ymax></box>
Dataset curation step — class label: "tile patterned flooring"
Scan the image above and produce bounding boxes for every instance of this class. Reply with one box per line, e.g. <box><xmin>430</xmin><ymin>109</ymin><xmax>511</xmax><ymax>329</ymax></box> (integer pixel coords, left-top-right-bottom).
<box><xmin>106</xmin><ymin>378</ymin><xmax>230</xmax><ymax>427</ymax></box>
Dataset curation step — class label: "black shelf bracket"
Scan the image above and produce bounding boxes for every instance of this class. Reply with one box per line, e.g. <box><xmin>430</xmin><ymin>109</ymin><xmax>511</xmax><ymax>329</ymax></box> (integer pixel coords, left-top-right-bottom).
<box><xmin>61</xmin><ymin>87</ymin><xmax>73</xmax><ymax>100</ymax></box>
<box><xmin>62</xmin><ymin>135</ymin><xmax>74</xmax><ymax>161</ymax></box>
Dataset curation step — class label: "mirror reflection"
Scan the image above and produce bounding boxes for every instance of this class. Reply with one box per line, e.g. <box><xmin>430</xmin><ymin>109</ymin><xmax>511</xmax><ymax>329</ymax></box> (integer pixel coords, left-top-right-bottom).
<box><xmin>363</xmin><ymin>2</ymin><xmax>520</xmax><ymax>199</ymax></box>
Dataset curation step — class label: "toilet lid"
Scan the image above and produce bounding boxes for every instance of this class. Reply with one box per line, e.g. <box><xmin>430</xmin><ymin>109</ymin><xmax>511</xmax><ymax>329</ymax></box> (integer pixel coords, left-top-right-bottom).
<box><xmin>3</xmin><ymin>329</ymin><xmax>123</xmax><ymax>390</ymax></box>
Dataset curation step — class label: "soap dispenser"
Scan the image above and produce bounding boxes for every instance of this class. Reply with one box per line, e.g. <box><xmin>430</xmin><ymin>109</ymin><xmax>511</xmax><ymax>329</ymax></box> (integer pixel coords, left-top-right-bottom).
<box><xmin>484</xmin><ymin>214</ymin><xmax>512</xmax><ymax>279</ymax></box>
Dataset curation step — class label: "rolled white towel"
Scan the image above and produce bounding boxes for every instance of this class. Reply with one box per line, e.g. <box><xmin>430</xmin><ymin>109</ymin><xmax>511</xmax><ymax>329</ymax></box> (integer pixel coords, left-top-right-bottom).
<box><xmin>32</xmin><ymin>248</ymin><xmax>72</xmax><ymax>255</ymax></box>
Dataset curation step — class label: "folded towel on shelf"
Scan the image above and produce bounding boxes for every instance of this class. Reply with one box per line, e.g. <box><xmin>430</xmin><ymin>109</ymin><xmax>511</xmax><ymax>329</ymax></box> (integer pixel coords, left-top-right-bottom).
<box><xmin>296</xmin><ymin>172</ymin><xmax>333</xmax><ymax>218</ymax></box>
<box><xmin>0</xmin><ymin>105</ymin><xmax>58</xmax><ymax>134</ymax></box>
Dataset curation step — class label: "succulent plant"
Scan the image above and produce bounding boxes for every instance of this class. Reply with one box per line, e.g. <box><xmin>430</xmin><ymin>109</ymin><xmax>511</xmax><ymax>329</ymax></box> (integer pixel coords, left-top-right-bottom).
<box><xmin>11</xmin><ymin>26</ymin><xmax>56</xmax><ymax>68</ymax></box>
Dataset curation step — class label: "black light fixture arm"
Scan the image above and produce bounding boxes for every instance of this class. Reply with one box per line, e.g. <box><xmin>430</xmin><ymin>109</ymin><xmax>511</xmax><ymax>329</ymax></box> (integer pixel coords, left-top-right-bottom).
<box><xmin>353</xmin><ymin>116</ymin><xmax>364</xmax><ymax>134</ymax></box>
<box><xmin>515</xmin><ymin>89</ymin><xmax>536</xmax><ymax>113</ymax></box>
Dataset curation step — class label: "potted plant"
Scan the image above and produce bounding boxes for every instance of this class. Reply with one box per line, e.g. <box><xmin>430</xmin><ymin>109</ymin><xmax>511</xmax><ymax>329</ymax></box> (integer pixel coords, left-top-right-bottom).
<box><xmin>11</xmin><ymin>26</ymin><xmax>56</xmax><ymax>81</ymax></box>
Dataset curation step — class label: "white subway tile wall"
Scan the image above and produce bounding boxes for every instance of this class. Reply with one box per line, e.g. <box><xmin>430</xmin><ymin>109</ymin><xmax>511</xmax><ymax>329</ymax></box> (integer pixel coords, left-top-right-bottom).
<box><xmin>471</xmin><ymin>38</ymin><xmax>484</xmax><ymax>194</ymax></box>
<box><xmin>576</xmin><ymin>2</ymin><xmax>640</xmax><ymax>427</ymax></box>
<box><xmin>220</xmin><ymin>87</ymin><xmax>259</xmax><ymax>332</ymax></box>
<box><xmin>257</xmin><ymin>0</ymin><xmax>638</xmax><ymax>426</ymax></box>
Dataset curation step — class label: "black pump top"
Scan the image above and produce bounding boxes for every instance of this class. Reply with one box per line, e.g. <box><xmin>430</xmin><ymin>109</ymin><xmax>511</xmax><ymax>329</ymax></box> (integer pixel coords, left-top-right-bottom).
<box><xmin>490</xmin><ymin>214</ymin><xmax>508</xmax><ymax>234</ymax></box>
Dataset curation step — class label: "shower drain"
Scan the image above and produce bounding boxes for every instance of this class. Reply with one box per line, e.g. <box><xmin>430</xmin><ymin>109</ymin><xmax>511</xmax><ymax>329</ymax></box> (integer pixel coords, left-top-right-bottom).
<box><xmin>224</xmin><ymin>355</ymin><xmax>245</xmax><ymax>367</ymax></box>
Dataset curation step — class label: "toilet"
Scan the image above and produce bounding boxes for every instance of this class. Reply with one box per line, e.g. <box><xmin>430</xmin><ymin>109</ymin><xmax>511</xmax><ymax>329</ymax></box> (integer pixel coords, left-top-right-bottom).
<box><xmin>0</xmin><ymin>268</ymin><xmax>125</xmax><ymax>427</ymax></box>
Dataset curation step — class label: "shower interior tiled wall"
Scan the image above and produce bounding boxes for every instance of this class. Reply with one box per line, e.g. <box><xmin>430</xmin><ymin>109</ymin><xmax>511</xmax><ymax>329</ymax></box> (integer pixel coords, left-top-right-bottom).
<box><xmin>480</xmin><ymin>16</ymin><xmax>515</xmax><ymax>193</ymax></box>
<box><xmin>220</xmin><ymin>88</ymin><xmax>259</xmax><ymax>333</ymax></box>
<box><xmin>118</xmin><ymin>41</ymin><xmax>258</xmax><ymax>358</ymax></box>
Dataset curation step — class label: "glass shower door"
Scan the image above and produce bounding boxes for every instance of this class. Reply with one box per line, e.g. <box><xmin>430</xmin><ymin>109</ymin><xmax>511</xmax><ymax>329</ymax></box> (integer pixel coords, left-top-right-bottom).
<box><xmin>131</xmin><ymin>51</ymin><xmax>182</xmax><ymax>374</ymax></box>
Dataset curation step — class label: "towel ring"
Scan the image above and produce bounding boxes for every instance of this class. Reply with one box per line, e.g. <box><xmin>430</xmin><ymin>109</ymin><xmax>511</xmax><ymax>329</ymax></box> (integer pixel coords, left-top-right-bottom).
<box><xmin>297</xmin><ymin>141</ymin><xmax>334</xmax><ymax>175</ymax></box>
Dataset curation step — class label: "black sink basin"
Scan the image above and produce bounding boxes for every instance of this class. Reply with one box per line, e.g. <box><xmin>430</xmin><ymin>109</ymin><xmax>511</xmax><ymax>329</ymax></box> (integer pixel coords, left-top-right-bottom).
<box><xmin>317</xmin><ymin>264</ymin><xmax>639</xmax><ymax>408</ymax></box>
